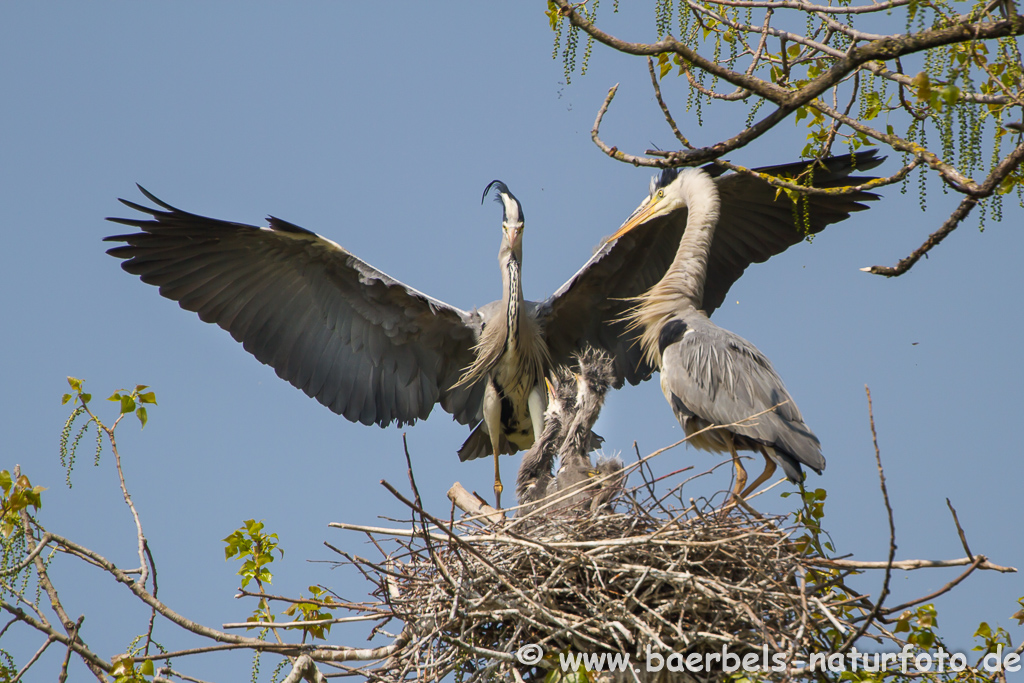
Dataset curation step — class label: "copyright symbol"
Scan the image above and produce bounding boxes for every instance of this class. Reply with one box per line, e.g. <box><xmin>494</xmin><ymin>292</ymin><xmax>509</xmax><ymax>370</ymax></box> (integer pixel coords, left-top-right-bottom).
<box><xmin>517</xmin><ymin>644</ymin><xmax>543</xmax><ymax>665</ymax></box>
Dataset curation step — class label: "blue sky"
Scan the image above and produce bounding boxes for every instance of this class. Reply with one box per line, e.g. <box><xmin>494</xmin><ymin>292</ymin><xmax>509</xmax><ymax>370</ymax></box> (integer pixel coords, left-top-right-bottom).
<box><xmin>2</xmin><ymin>3</ymin><xmax>1021</xmax><ymax>678</ymax></box>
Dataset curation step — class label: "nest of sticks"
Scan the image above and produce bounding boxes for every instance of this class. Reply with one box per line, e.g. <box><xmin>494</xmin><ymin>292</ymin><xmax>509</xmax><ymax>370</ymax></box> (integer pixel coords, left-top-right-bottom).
<box><xmin>329</xmin><ymin>460</ymin><xmax>860</xmax><ymax>683</ymax></box>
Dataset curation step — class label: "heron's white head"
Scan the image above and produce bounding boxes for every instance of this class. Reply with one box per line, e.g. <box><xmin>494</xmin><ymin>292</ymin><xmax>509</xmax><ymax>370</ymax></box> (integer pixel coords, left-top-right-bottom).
<box><xmin>607</xmin><ymin>167</ymin><xmax>717</xmax><ymax>243</ymax></box>
<box><xmin>482</xmin><ymin>180</ymin><xmax>524</xmax><ymax>253</ymax></box>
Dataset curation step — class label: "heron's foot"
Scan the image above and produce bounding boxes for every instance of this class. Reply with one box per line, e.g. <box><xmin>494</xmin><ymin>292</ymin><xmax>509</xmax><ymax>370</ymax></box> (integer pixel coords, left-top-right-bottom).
<box><xmin>739</xmin><ymin>451</ymin><xmax>778</xmax><ymax>499</ymax></box>
<box><xmin>721</xmin><ymin>443</ymin><xmax>753</xmax><ymax>515</ymax></box>
<box><xmin>494</xmin><ymin>480</ymin><xmax>503</xmax><ymax>510</ymax></box>
<box><xmin>493</xmin><ymin>451</ymin><xmax>503</xmax><ymax>510</ymax></box>
<box><xmin>730</xmin><ymin>462</ymin><xmax>748</xmax><ymax>500</ymax></box>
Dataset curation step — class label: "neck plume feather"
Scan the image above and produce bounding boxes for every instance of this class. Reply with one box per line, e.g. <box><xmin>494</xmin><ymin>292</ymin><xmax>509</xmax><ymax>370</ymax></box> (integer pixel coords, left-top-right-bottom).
<box><xmin>626</xmin><ymin>169</ymin><xmax>721</xmax><ymax>369</ymax></box>
<box><xmin>456</xmin><ymin>249</ymin><xmax>549</xmax><ymax>390</ymax></box>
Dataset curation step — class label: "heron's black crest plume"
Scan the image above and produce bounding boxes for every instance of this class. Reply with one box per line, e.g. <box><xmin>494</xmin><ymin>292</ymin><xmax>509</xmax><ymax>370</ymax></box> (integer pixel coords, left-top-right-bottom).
<box><xmin>482</xmin><ymin>180</ymin><xmax>524</xmax><ymax>224</ymax></box>
<box><xmin>651</xmin><ymin>167</ymin><xmax>684</xmax><ymax>194</ymax></box>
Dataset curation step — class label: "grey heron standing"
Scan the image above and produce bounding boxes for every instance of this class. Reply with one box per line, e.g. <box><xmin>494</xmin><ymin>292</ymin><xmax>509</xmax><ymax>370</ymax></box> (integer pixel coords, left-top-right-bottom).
<box><xmin>105</xmin><ymin>152</ymin><xmax>878</xmax><ymax>507</ymax></box>
<box><xmin>612</xmin><ymin>166</ymin><xmax>828</xmax><ymax>500</ymax></box>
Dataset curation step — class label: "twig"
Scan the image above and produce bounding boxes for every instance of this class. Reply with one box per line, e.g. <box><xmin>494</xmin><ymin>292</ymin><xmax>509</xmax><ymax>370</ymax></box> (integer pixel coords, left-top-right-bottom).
<box><xmin>803</xmin><ymin>555</ymin><xmax>1015</xmax><ymax>572</ymax></box>
<box><xmin>838</xmin><ymin>386</ymin><xmax>896</xmax><ymax>653</ymax></box>
<box><xmin>946</xmin><ymin>498</ymin><xmax>975</xmax><ymax>558</ymax></box>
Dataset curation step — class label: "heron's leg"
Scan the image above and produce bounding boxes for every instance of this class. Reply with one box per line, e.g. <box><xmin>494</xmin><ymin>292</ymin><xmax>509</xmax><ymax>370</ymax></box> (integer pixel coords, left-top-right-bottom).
<box><xmin>507</xmin><ymin>384</ymin><xmax>546</xmax><ymax>511</ymax></box>
<box><xmin>482</xmin><ymin>382</ymin><xmax>504</xmax><ymax>509</ymax></box>
<box><xmin>528</xmin><ymin>384</ymin><xmax>546</xmax><ymax>447</ymax></box>
<box><xmin>739</xmin><ymin>447</ymin><xmax>777</xmax><ymax>499</ymax></box>
<box><xmin>724</xmin><ymin>432</ymin><xmax>748</xmax><ymax>501</ymax></box>
<box><xmin>491</xmin><ymin>446</ymin><xmax>503</xmax><ymax>510</ymax></box>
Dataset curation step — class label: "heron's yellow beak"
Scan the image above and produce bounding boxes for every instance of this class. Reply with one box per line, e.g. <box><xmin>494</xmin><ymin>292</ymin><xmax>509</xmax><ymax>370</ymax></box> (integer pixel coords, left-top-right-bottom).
<box><xmin>607</xmin><ymin>198</ymin><xmax>660</xmax><ymax>243</ymax></box>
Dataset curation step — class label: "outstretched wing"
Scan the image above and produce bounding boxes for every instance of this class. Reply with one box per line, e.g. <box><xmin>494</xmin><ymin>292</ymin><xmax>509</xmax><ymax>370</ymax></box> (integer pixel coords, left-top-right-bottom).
<box><xmin>534</xmin><ymin>214</ymin><xmax>680</xmax><ymax>387</ymax></box>
<box><xmin>537</xmin><ymin>151</ymin><xmax>883</xmax><ymax>385</ymax></box>
<box><xmin>105</xmin><ymin>186</ymin><xmax>486</xmax><ymax>428</ymax></box>
<box><xmin>703</xmin><ymin>149</ymin><xmax>884</xmax><ymax>314</ymax></box>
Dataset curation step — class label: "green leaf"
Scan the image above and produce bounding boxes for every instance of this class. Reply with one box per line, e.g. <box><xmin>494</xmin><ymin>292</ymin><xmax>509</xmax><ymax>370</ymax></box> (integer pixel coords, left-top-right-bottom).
<box><xmin>545</xmin><ymin>1</ymin><xmax>559</xmax><ymax>30</ymax></box>
<box><xmin>942</xmin><ymin>85</ymin><xmax>960</xmax><ymax>105</ymax></box>
<box><xmin>138</xmin><ymin>391</ymin><xmax>157</xmax><ymax>405</ymax></box>
<box><xmin>894</xmin><ymin>612</ymin><xmax>911</xmax><ymax>633</ymax></box>
<box><xmin>108</xmin><ymin>392</ymin><xmax>122</xmax><ymax>402</ymax></box>
<box><xmin>61</xmin><ymin>393</ymin><xmax>72</xmax><ymax>405</ymax></box>
<box><xmin>911</xmin><ymin>71</ymin><xmax>931</xmax><ymax>101</ymax></box>
<box><xmin>864</xmin><ymin>92</ymin><xmax>882</xmax><ymax>120</ymax></box>
<box><xmin>657</xmin><ymin>52</ymin><xmax>671</xmax><ymax>78</ymax></box>
<box><xmin>140</xmin><ymin>659</ymin><xmax>155</xmax><ymax>676</ymax></box>
<box><xmin>81</xmin><ymin>393</ymin><xmax>91</xmax><ymax>404</ymax></box>
<box><xmin>119</xmin><ymin>395</ymin><xmax>136</xmax><ymax>414</ymax></box>
<box><xmin>136</xmin><ymin>406</ymin><xmax>148</xmax><ymax>429</ymax></box>
<box><xmin>67</xmin><ymin>377</ymin><xmax>83</xmax><ymax>392</ymax></box>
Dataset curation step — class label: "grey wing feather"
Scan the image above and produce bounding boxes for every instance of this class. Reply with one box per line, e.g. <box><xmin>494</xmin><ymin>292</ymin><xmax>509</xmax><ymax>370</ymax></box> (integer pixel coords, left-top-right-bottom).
<box><xmin>703</xmin><ymin>150</ymin><xmax>884</xmax><ymax>315</ymax></box>
<box><xmin>661</xmin><ymin>317</ymin><xmax>824</xmax><ymax>474</ymax></box>
<box><xmin>105</xmin><ymin>186</ymin><xmax>486</xmax><ymax>428</ymax></box>
<box><xmin>537</xmin><ymin>151</ymin><xmax>882</xmax><ymax>387</ymax></box>
<box><xmin>537</xmin><ymin>215</ymin><xmax>682</xmax><ymax>387</ymax></box>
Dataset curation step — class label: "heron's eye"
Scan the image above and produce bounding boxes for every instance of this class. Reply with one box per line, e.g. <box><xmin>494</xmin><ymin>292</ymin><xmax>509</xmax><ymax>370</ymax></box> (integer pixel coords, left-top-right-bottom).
<box><xmin>657</xmin><ymin>189</ymin><xmax>665</xmax><ymax>199</ymax></box>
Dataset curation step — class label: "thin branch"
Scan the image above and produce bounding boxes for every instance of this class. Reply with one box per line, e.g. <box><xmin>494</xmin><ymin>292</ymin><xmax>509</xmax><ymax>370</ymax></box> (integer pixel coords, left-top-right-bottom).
<box><xmin>862</xmin><ymin>194</ymin><xmax>978</xmax><ymax>276</ymax></box>
<box><xmin>804</xmin><ymin>555</ymin><xmax>1016</xmax><ymax>572</ymax></box>
<box><xmin>12</xmin><ymin>634</ymin><xmax>56</xmax><ymax>683</ymax></box>
<box><xmin>694</xmin><ymin>0</ymin><xmax>911</xmax><ymax>14</ymax></box>
<box><xmin>0</xmin><ymin>602</ymin><xmax>111</xmax><ymax>674</ymax></box>
<box><xmin>881</xmin><ymin>555</ymin><xmax>986</xmax><ymax>615</ymax></box>
<box><xmin>58</xmin><ymin>616</ymin><xmax>84</xmax><ymax>683</ymax></box>
<box><xmin>647</xmin><ymin>58</ymin><xmax>695</xmax><ymax>149</ymax></box>
<box><xmin>838</xmin><ymin>386</ymin><xmax>896</xmax><ymax>654</ymax></box>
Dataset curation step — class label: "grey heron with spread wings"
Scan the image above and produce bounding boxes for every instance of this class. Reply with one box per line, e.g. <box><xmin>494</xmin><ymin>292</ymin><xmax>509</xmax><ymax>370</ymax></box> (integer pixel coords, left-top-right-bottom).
<box><xmin>105</xmin><ymin>151</ymin><xmax>880</xmax><ymax>508</ymax></box>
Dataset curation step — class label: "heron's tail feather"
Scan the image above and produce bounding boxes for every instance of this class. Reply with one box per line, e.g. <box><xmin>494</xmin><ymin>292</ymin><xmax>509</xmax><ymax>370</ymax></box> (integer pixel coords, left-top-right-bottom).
<box><xmin>457</xmin><ymin>424</ymin><xmax>518</xmax><ymax>462</ymax></box>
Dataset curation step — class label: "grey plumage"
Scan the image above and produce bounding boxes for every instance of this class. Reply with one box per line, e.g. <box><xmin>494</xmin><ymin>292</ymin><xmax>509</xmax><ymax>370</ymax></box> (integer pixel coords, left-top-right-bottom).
<box><xmin>591</xmin><ymin>455</ymin><xmax>626</xmax><ymax>511</ymax></box>
<box><xmin>514</xmin><ymin>378</ymin><xmax>571</xmax><ymax>513</ymax></box>
<box><xmin>658</xmin><ymin>312</ymin><xmax>823</xmax><ymax>483</ymax></box>
<box><xmin>104</xmin><ymin>153</ymin><xmax>877</xmax><ymax>497</ymax></box>
<box><xmin>516</xmin><ymin>348</ymin><xmax>624</xmax><ymax>514</ymax></box>
<box><xmin>553</xmin><ymin>347</ymin><xmax>617</xmax><ymax>508</ymax></box>
<box><xmin>618</xmin><ymin>165</ymin><xmax>832</xmax><ymax>499</ymax></box>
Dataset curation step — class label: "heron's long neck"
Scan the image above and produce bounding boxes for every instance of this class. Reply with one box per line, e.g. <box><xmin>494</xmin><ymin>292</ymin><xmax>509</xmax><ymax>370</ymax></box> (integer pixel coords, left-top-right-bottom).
<box><xmin>634</xmin><ymin>170</ymin><xmax>721</xmax><ymax>366</ymax></box>
<box><xmin>502</xmin><ymin>251</ymin><xmax>523</xmax><ymax>350</ymax></box>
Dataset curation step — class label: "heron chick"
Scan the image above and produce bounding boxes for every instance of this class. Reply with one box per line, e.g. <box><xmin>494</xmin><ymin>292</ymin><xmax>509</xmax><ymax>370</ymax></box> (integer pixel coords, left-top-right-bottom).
<box><xmin>613</xmin><ymin>167</ymin><xmax>826</xmax><ymax>501</ymax></box>
<box><xmin>514</xmin><ymin>377</ymin><xmax>570</xmax><ymax>513</ymax></box>
<box><xmin>516</xmin><ymin>348</ymin><xmax>625</xmax><ymax>514</ymax></box>
<box><xmin>553</xmin><ymin>348</ymin><xmax>624</xmax><ymax>511</ymax></box>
